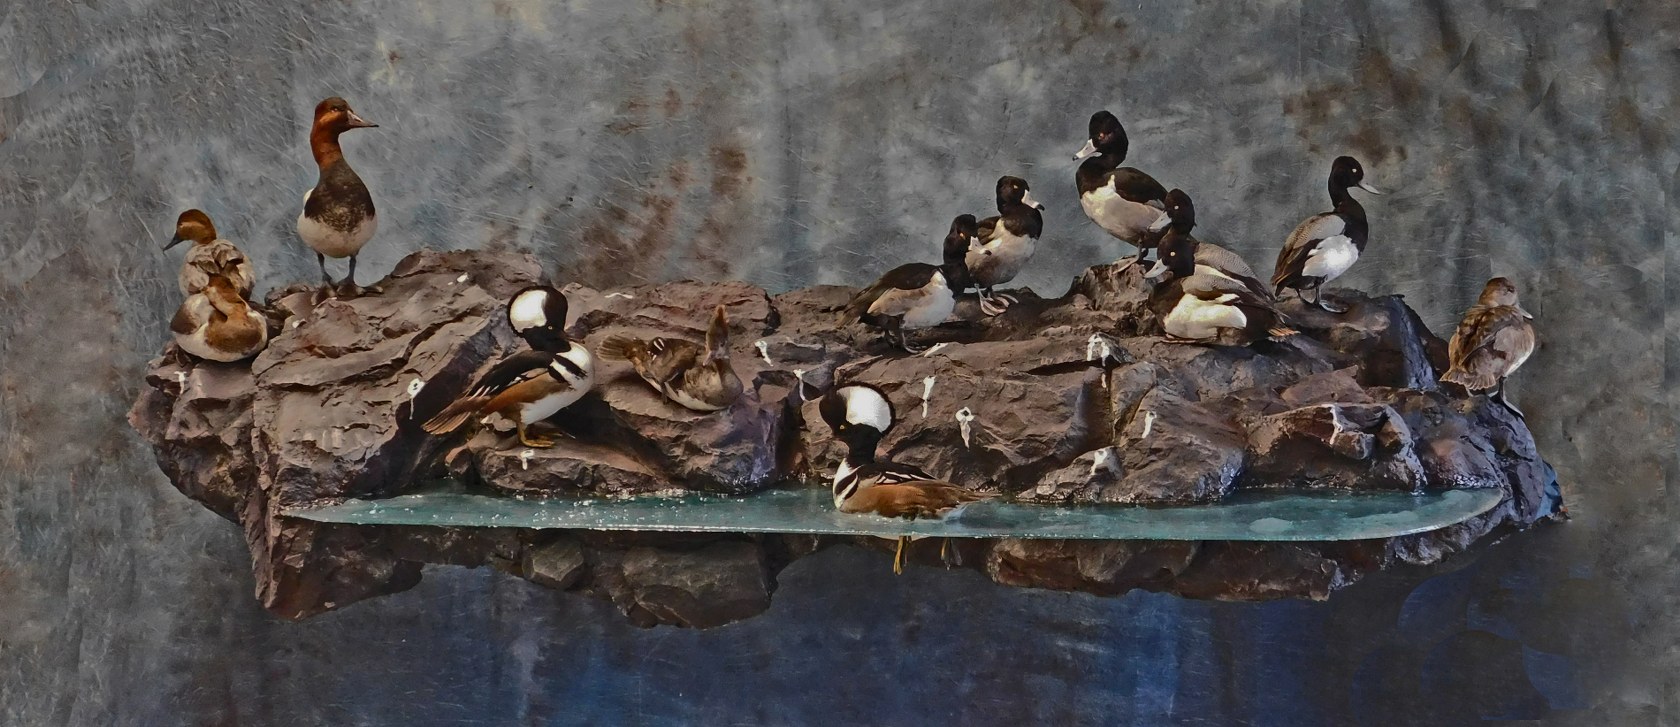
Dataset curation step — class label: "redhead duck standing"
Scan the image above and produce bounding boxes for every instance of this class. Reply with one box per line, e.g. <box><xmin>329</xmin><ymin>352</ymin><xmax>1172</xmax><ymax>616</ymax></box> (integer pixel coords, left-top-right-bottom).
<box><xmin>297</xmin><ymin>97</ymin><xmax>379</xmax><ymax>297</ymax></box>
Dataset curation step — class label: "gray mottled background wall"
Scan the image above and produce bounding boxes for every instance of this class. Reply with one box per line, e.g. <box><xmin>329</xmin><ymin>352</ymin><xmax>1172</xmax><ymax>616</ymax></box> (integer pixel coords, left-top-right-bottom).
<box><xmin>1</xmin><ymin>0</ymin><xmax>1675</xmax><ymax>724</ymax></box>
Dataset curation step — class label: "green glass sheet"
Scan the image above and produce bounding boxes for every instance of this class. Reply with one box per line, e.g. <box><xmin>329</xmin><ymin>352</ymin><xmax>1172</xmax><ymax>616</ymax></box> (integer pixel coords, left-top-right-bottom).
<box><xmin>286</xmin><ymin>486</ymin><xmax>1502</xmax><ymax>542</ymax></box>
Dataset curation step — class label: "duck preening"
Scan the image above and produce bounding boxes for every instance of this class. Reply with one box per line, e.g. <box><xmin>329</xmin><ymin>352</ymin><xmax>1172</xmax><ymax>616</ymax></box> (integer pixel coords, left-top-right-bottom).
<box><xmin>1272</xmin><ymin>155</ymin><xmax>1382</xmax><ymax>313</ymax></box>
<box><xmin>966</xmin><ymin>176</ymin><xmax>1044</xmax><ymax>316</ymax></box>
<box><xmin>1144</xmin><ymin>189</ymin><xmax>1295</xmax><ymax>345</ymax></box>
<box><xmin>423</xmin><ymin>286</ymin><xmax>595</xmax><ymax>448</ymax></box>
<box><xmin>1074</xmin><ymin>110</ymin><xmax>1170</xmax><ymax>270</ymax></box>
<box><xmin>165</xmin><ymin>209</ymin><xmax>255</xmax><ymax>298</ymax></box>
<box><xmin>841</xmin><ymin>214</ymin><xmax>977</xmax><ymax>352</ymax></box>
<box><xmin>1441</xmin><ymin>277</ymin><xmax>1537</xmax><ymax>418</ymax></box>
<box><xmin>297</xmin><ymin>96</ymin><xmax>379</xmax><ymax>298</ymax></box>
<box><xmin>598</xmin><ymin>305</ymin><xmax>744</xmax><ymax>412</ymax></box>
<box><xmin>819</xmin><ymin>383</ymin><xmax>985</xmax><ymax>574</ymax></box>
<box><xmin>170</xmin><ymin>275</ymin><xmax>268</xmax><ymax>362</ymax></box>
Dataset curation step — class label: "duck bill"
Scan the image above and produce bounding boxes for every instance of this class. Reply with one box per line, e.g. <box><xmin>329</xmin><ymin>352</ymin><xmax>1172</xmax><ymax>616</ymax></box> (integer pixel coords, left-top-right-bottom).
<box><xmin>345</xmin><ymin>110</ymin><xmax>379</xmax><ymax>129</ymax></box>
<box><xmin>163</xmin><ymin>233</ymin><xmax>186</xmax><ymax>250</ymax></box>
<box><xmin>1146</xmin><ymin>213</ymin><xmax>1171</xmax><ymax>233</ymax></box>
<box><xmin>1141</xmin><ymin>262</ymin><xmax>1171</xmax><ymax>280</ymax></box>
<box><xmin>1072</xmin><ymin>139</ymin><xmax>1098</xmax><ymax>162</ymax></box>
<box><xmin>1357</xmin><ymin>181</ymin><xmax>1383</xmax><ymax>195</ymax></box>
<box><xmin>1515</xmin><ymin>303</ymin><xmax>1533</xmax><ymax>319</ymax></box>
<box><xmin>1021</xmin><ymin>190</ymin><xmax>1045</xmax><ymax>210</ymax></box>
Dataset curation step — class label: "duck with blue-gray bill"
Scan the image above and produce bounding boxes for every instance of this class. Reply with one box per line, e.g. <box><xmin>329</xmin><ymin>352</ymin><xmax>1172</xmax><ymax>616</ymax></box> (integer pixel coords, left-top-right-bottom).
<box><xmin>1271</xmin><ymin>156</ymin><xmax>1382</xmax><ymax>313</ymax></box>
<box><xmin>1073</xmin><ymin>110</ymin><xmax>1170</xmax><ymax>271</ymax></box>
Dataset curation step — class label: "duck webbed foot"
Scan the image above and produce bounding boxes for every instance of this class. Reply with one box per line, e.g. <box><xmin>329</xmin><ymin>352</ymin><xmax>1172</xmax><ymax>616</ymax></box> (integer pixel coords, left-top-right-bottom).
<box><xmin>1310</xmin><ymin>288</ymin><xmax>1348</xmax><ymax>314</ymax></box>
<box><xmin>1493</xmin><ymin>381</ymin><xmax>1525</xmax><ymax>419</ymax></box>
<box><xmin>977</xmin><ymin>288</ymin><xmax>1013</xmax><ymax>316</ymax></box>
<box><xmin>892</xmin><ymin>536</ymin><xmax>908</xmax><ymax>575</ymax></box>
<box><xmin>515</xmin><ymin>421</ymin><xmax>557</xmax><ymax>448</ymax></box>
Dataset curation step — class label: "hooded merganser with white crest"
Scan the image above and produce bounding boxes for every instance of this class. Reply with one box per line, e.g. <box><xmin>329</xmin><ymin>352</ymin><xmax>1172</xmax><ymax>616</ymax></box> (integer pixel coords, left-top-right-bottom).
<box><xmin>597</xmin><ymin>305</ymin><xmax>744</xmax><ymax>412</ymax></box>
<box><xmin>1144</xmin><ymin>189</ymin><xmax>1295</xmax><ymax>345</ymax></box>
<box><xmin>841</xmin><ymin>214</ymin><xmax>977</xmax><ymax>352</ymax></box>
<box><xmin>1073</xmin><ymin>110</ymin><xmax>1170</xmax><ymax>270</ymax></box>
<box><xmin>1441</xmin><ymin>277</ymin><xmax>1536</xmax><ymax>418</ymax></box>
<box><xmin>423</xmin><ymin>286</ymin><xmax>595</xmax><ymax>448</ymax></box>
<box><xmin>1271</xmin><ymin>156</ymin><xmax>1382</xmax><ymax>313</ymax></box>
<box><xmin>966</xmin><ymin>176</ymin><xmax>1044</xmax><ymax>316</ymax></box>
<box><xmin>819</xmin><ymin>383</ymin><xmax>985</xmax><ymax>574</ymax></box>
<box><xmin>165</xmin><ymin>209</ymin><xmax>255</xmax><ymax>298</ymax></box>
<box><xmin>170</xmin><ymin>275</ymin><xmax>268</xmax><ymax>362</ymax></box>
<box><xmin>297</xmin><ymin>97</ymin><xmax>379</xmax><ymax>298</ymax></box>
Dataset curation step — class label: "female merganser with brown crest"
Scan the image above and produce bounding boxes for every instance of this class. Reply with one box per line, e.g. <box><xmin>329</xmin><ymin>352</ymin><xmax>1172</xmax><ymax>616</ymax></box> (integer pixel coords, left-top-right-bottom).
<box><xmin>297</xmin><ymin>97</ymin><xmax>379</xmax><ymax>298</ymax></box>
<box><xmin>170</xmin><ymin>275</ymin><xmax>268</xmax><ymax>362</ymax></box>
<box><xmin>1441</xmin><ymin>277</ymin><xmax>1537</xmax><ymax>418</ymax></box>
<box><xmin>819</xmin><ymin>383</ymin><xmax>985</xmax><ymax>574</ymax></box>
<box><xmin>966</xmin><ymin>176</ymin><xmax>1044</xmax><ymax>316</ymax></box>
<box><xmin>164</xmin><ymin>209</ymin><xmax>255</xmax><ymax>297</ymax></box>
<box><xmin>597</xmin><ymin>305</ymin><xmax>744</xmax><ymax>412</ymax></box>
<box><xmin>841</xmin><ymin>214</ymin><xmax>977</xmax><ymax>352</ymax></box>
<box><xmin>423</xmin><ymin>286</ymin><xmax>595</xmax><ymax>448</ymax></box>
<box><xmin>1272</xmin><ymin>156</ymin><xmax>1382</xmax><ymax>313</ymax></box>
<box><xmin>1144</xmin><ymin>189</ymin><xmax>1295</xmax><ymax>345</ymax></box>
<box><xmin>1073</xmin><ymin>110</ymin><xmax>1170</xmax><ymax>270</ymax></box>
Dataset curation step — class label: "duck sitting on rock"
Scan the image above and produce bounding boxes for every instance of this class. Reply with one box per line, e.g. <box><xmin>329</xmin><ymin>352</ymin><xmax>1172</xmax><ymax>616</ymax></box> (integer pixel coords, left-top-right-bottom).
<box><xmin>597</xmin><ymin>305</ymin><xmax>744</xmax><ymax>412</ymax></box>
<box><xmin>423</xmin><ymin>286</ymin><xmax>595</xmax><ymax>448</ymax></box>
<box><xmin>1442</xmin><ymin>277</ymin><xmax>1536</xmax><ymax>418</ymax></box>
<box><xmin>841</xmin><ymin>214</ymin><xmax>977</xmax><ymax>352</ymax></box>
<box><xmin>1144</xmin><ymin>189</ymin><xmax>1296</xmax><ymax>346</ymax></box>
<box><xmin>170</xmin><ymin>275</ymin><xmax>268</xmax><ymax>362</ymax></box>
<box><xmin>165</xmin><ymin>209</ymin><xmax>255</xmax><ymax>298</ymax></box>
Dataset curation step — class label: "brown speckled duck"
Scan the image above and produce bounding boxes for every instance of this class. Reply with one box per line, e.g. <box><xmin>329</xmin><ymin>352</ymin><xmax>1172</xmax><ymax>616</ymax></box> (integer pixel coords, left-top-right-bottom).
<box><xmin>597</xmin><ymin>305</ymin><xmax>744</xmax><ymax>412</ymax></box>
<box><xmin>1441</xmin><ymin>277</ymin><xmax>1536</xmax><ymax>418</ymax></box>
<box><xmin>170</xmin><ymin>275</ymin><xmax>268</xmax><ymax>362</ymax></box>
<box><xmin>164</xmin><ymin>209</ymin><xmax>254</xmax><ymax>298</ymax></box>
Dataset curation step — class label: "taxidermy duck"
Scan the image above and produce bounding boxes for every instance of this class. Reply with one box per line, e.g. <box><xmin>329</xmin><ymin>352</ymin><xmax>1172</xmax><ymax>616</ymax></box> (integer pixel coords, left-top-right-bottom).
<box><xmin>966</xmin><ymin>176</ymin><xmax>1044</xmax><ymax>316</ymax></box>
<box><xmin>297</xmin><ymin>96</ymin><xmax>379</xmax><ymax>298</ymax></box>
<box><xmin>1441</xmin><ymin>277</ymin><xmax>1537</xmax><ymax>418</ymax></box>
<box><xmin>164</xmin><ymin>209</ymin><xmax>255</xmax><ymax>297</ymax></box>
<box><xmin>841</xmin><ymin>214</ymin><xmax>977</xmax><ymax>352</ymax></box>
<box><xmin>597</xmin><ymin>305</ymin><xmax>744</xmax><ymax>412</ymax></box>
<box><xmin>819</xmin><ymin>383</ymin><xmax>985</xmax><ymax>574</ymax></box>
<box><xmin>1272</xmin><ymin>155</ymin><xmax>1382</xmax><ymax>313</ymax></box>
<box><xmin>170</xmin><ymin>275</ymin><xmax>268</xmax><ymax>362</ymax></box>
<box><xmin>1143</xmin><ymin>189</ymin><xmax>1295</xmax><ymax>345</ymax></box>
<box><xmin>423</xmin><ymin>286</ymin><xmax>595</xmax><ymax>448</ymax></box>
<box><xmin>1073</xmin><ymin>110</ymin><xmax>1170</xmax><ymax>270</ymax></box>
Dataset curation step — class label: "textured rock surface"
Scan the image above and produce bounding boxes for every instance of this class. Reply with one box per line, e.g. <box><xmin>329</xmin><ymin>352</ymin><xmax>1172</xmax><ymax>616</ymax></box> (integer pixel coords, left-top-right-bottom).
<box><xmin>130</xmin><ymin>250</ymin><xmax>1558</xmax><ymax>624</ymax></box>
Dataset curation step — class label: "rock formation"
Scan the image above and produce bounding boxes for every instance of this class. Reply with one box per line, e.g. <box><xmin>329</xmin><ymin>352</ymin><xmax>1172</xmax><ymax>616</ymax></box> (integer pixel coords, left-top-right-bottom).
<box><xmin>129</xmin><ymin>249</ymin><xmax>1560</xmax><ymax>628</ymax></box>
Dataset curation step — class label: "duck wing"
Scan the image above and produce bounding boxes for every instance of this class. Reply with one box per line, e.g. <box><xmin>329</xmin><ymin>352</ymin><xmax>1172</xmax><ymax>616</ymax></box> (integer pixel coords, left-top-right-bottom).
<box><xmin>1272</xmin><ymin>212</ymin><xmax>1346</xmax><ymax>288</ymax></box>
<box><xmin>843</xmin><ymin>263</ymin><xmax>937</xmax><ymax>319</ymax></box>
<box><xmin>423</xmin><ymin>350</ymin><xmax>562</xmax><ymax>433</ymax></box>
<box><xmin>1110</xmin><ymin>167</ymin><xmax>1168</xmax><ymax>205</ymax></box>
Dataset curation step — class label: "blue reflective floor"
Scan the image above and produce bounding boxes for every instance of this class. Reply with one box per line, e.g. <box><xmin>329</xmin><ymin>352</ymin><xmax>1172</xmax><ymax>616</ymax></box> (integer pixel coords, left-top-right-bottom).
<box><xmin>286</xmin><ymin>486</ymin><xmax>1502</xmax><ymax>541</ymax></box>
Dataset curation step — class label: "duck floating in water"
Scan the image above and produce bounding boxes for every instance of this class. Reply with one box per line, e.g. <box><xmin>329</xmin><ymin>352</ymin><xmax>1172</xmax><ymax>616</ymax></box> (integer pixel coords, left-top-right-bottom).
<box><xmin>819</xmin><ymin>383</ymin><xmax>985</xmax><ymax>574</ymax></box>
<box><xmin>170</xmin><ymin>275</ymin><xmax>268</xmax><ymax>362</ymax></box>
<box><xmin>1073</xmin><ymin>110</ymin><xmax>1170</xmax><ymax>270</ymax></box>
<box><xmin>164</xmin><ymin>209</ymin><xmax>255</xmax><ymax>298</ymax></box>
<box><xmin>966</xmin><ymin>176</ymin><xmax>1044</xmax><ymax>316</ymax></box>
<box><xmin>423</xmin><ymin>286</ymin><xmax>595</xmax><ymax>448</ymax></box>
<box><xmin>1144</xmin><ymin>189</ymin><xmax>1295</xmax><ymax>345</ymax></box>
<box><xmin>297</xmin><ymin>97</ymin><xmax>379</xmax><ymax>298</ymax></box>
<box><xmin>1272</xmin><ymin>155</ymin><xmax>1382</xmax><ymax>313</ymax></box>
<box><xmin>841</xmin><ymin>214</ymin><xmax>977</xmax><ymax>352</ymax></box>
<box><xmin>597</xmin><ymin>305</ymin><xmax>744</xmax><ymax>412</ymax></box>
<box><xmin>1441</xmin><ymin>277</ymin><xmax>1536</xmax><ymax>418</ymax></box>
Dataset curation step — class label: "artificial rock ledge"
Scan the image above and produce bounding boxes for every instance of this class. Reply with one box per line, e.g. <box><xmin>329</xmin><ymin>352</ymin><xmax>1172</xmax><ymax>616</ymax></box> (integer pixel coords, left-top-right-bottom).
<box><xmin>129</xmin><ymin>249</ymin><xmax>1559</xmax><ymax>628</ymax></box>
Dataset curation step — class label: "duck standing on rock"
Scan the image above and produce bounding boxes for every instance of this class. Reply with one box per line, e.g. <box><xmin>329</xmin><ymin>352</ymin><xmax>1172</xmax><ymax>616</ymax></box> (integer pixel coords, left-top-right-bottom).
<box><xmin>1441</xmin><ymin>277</ymin><xmax>1537</xmax><ymax>418</ymax></box>
<box><xmin>424</xmin><ymin>286</ymin><xmax>595</xmax><ymax>448</ymax></box>
<box><xmin>1272</xmin><ymin>155</ymin><xmax>1382</xmax><ymax>313</ymax></box>
<box><xmin>165</xmin><ymin>209</ymin><xmax>255</xmax><ymax>297</ymax></box>
<box><xmin>597</xmin><ymin>305</ymin><xmax>744</xmax><ymax>412</ymax></box>
<box><xmin>1073</xmin><ymin>110</ymin><xmax>1170</xmax><ymax>270</ymax></box>
<box><xmin>841</xmin><ymin>214</ymin><xmax>977</xmax><ymax>352</ymax></box>
<box><xmin>819</xmin><ymin>383</ymin><xmax>985</xmax><ymax>574</ymax></box>
<box><xmin>966</xmin><ymin>176</ymin><xmax>1044</xmax><ymax>316</ymax></box>
<box><xmin>1144</xmin><ymin>189</ymin><xmax>1295</xmax><ymax>345</ymax></box>
<box><xmin>297</xmin><ymin>97</ymin><xmax>379</xmax><ymax>298</ymax></box>
<box><xmin>170</xmin><ymin>275</ymin><xmax>268</xmax><ymax>362</ymax></box>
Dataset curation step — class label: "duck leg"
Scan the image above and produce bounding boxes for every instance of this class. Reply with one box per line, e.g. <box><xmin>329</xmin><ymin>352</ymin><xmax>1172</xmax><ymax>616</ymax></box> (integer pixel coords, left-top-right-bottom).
<box><xmin>516</xmin><ymin>420</ymin><xmax>556</xmax><ymax>448</ymax></box>
<box><xmin>978</xmin><ymin>288</ymin><xmax>1011</xmax><ymax>316</ymax></box>
<box><xmin>886</xmin><ymin>318</ymin><xmax>924</xmax><ymax>353</ymax></box>
<box><xmin>338</xmin><ymin>255</ymin><xmax>382</xmax><ymax>297</ymax></box>
<box><xmin>893</xmin><ymin>536</ymin><xmax>907</xmax><ymax>575</ymax></box>
<box><xmin>1312</xmin><ymin>286</ymin><xmax>1348</xmax><ymax>314</ymax></box>
<box><xmin>1493</xmin><ymin>379</ymin><xmax>1525</xmax><ymax>419</ymax></box>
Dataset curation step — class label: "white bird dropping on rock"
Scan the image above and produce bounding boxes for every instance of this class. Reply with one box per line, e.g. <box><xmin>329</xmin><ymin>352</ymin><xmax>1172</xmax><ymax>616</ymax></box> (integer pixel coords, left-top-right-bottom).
<box><xmin>405</xmin><ymin>377</ymin><xmax>425</xmax><ymax>418</ymax></box>
<box><xmin>1139</xmin><ymin>410</ymin><xmax>1157</xmax><ymax>440</ymax></box>
<box><xmin>920</xmin><ymin>342</ymin><xmax>951</xmax><ymax>357</ymax></box>
<box><xmin>755</xmin><ymin>340</ymin><xmax>773</xmax><ymax>365</ymax></box>
<box><xmin>1089</xmin><ymin>447</ymin><xmax>1112</xmax><ymax>477</ymax></box>
<box><xmin>792</xmin><ymin>369</ymin><xmax>807</xmax><ymax>401</ymax></box>
<box><xmin>920</xmin><ymin>376</ymin><xmax>937</xmax><ymax>418</ymax></box>
<box><xmin>520</xmin><ymin>449</ymin><xmax>534</xmax><ymax>471</ymax></box>
<box><xmin>955</xmin><ymin>407</ymin><xmax>975</xmax><ymax>448</ymax></box>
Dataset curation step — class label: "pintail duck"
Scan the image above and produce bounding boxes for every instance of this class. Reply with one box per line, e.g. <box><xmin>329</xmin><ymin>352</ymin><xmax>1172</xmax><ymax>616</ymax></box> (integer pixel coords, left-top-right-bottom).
<box><xmin>819</xmin><ymin>383</ymin><xmax>985</xmax><ymax>574</ymax></box>
<box><xmin>165</xmin><ymin>209</ymin><xmax>255</xmax><ymax>298</ymax></box>
<box><xmin>170</xmin><ymin>275</ymin><xmax>268</xmax><ymax>362</ymax></box>
<box><xmin>597</xmin><ymin>305</ymin><xmax>744</xmax><ymax>412</ymax></box>
<box><xmin>1271</xmin><ymin>155</ymin><xmax>1382</xmax><ymax>313</ymax></box>
<box><xmin>297</xmin><ymin>97</ymin><xmax>379</xmax><ymax>297</ymax></box>
<box><xmin>1441</xmin><ymin>277</ymin><xmax>1536</xmax><ymax>418</ymax></box>
<box><xmin>966</xmin><ymin>176</ymin><xmax>1044</xmax><ymax>316</ymax></box>
<box><xmin>841</xmin><ymin>214</ymin><xmax>977</xmax><ymax>352</ymax></box>
<box><xmin>423</xmin><ymin>286</ymin><xmax>595</xmax><ymax>448</ymax></box>
<box><xmin>1144</xmin><ymin>189</ymin><xmax>1295</xmax><ymax>345</ymax></box>
<box><xmin>1073</xmin><ymin>110</ymin><xmax>1170</xmax><ymax>270</ymax></box>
